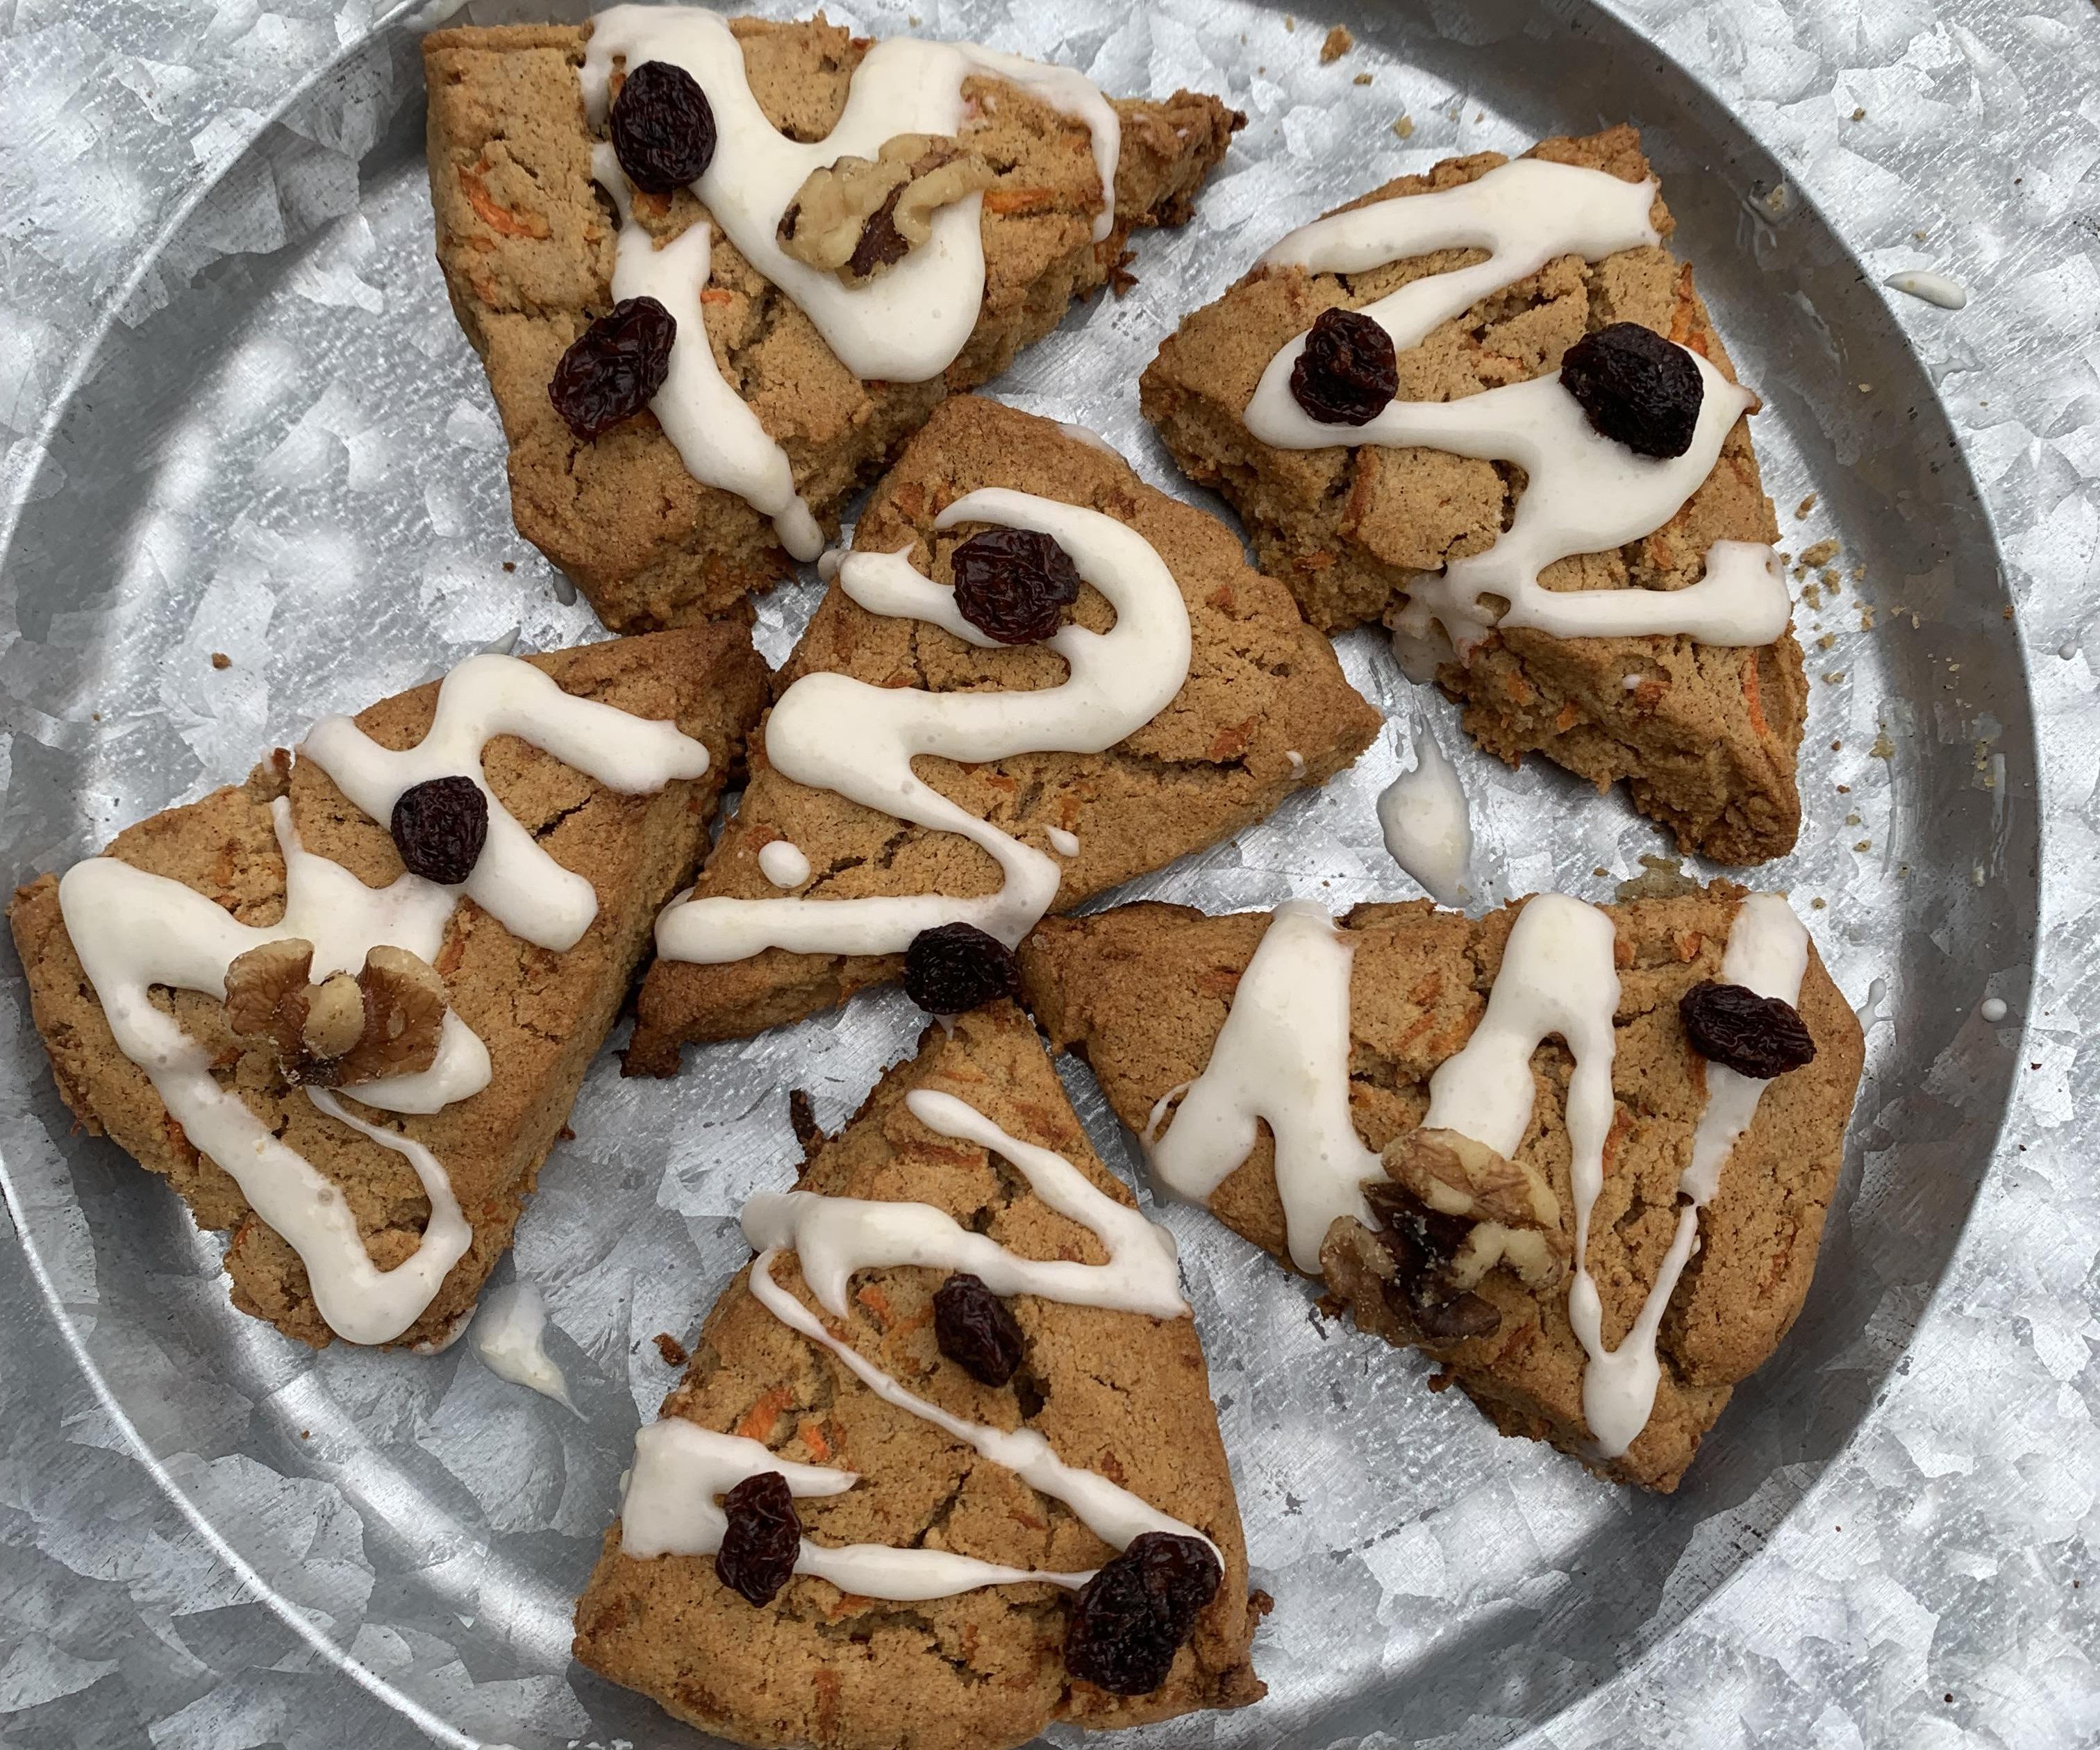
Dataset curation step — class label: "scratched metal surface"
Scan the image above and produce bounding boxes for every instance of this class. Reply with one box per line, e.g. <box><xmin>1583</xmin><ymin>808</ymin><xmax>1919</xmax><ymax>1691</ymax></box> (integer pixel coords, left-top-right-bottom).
<box><xmin>0</xmin><ymin>0</ymin><xmax>2092</xmax><ymax>1745</ymax></box>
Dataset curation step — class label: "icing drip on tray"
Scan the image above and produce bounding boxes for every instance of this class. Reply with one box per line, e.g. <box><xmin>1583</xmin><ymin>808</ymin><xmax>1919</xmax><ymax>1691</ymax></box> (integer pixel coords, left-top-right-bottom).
<box><xmin>470</xmin><ymin>1277</ymin><xmax>579</xmax><ymax>1412</ymax></box>
<box><xmin>1144</xmin><ymin>900</ymin><xmax>1381</xmax><ymax>1274</ymax></box>
<box><xmin>621</xmin><ymin>1086</ymin><xmax>1212</xmax><ymax>1599</ymax></box>
<box><xmin>1242</xmin><ymin>156</ymin><xmax>1789</xmax><ymax>658</ymax></box>
<box><xmin>656</xmin><ymin>489</ymin><xmax>1190</xmax><ymax>964</ymax></box>
<box><xmin>579</xmin><ymin>6</ymin><xmax>1119</xmax><ymax>543</ymax></box>
<box><xmin>58</xmin><ymin>653</ymin><xmax>711</xmax><ymax>1344</ymax></box>
<box><xmin>1376</xmin><ymin>710</ymin><xmax>1472</xmax><ymax>907</ymax></box>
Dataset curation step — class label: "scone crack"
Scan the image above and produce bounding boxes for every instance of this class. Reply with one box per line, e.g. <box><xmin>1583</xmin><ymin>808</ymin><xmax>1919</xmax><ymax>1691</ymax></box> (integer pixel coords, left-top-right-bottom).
<box><xmin>224</xmin><ymin>938</ymin><xmax>447</xmax><ymax>1089</ymax></box>
<box><xmin>777</xmin><ymin>134</ymin><xmax>997</xmax><ymax>285</ymax></box>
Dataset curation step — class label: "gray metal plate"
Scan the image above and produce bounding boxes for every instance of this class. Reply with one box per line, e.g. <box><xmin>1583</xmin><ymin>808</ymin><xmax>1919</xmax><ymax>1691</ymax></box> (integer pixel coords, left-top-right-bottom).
<box><xmin>0</xmin><ymin>0</ymin><xmax>2090</xmax><ymax>1746</ymax></box>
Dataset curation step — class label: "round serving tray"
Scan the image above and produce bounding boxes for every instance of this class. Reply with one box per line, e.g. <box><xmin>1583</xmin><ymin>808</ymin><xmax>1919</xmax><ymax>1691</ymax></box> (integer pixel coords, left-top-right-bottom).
<box><xmin>0</xmin><ymin>0</ymin><xmax>2058</xmax><ymax>1744</ymax></box>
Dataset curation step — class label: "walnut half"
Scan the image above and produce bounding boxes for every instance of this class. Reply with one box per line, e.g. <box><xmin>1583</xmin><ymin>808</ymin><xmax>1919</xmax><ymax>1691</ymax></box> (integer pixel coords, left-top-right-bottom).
<box><xmin>776</xmin><ymin>134</ymin><xmax>996</xmax><ymax>286</ymax></box>
<box><xmin>224</xmin><ymin>939</ymin><xmax>448</xmax><ymax>1088</ymax></box>
<box><xmin>1319</xmin><ymin>1128</ymin><xmax>1570</xmax><ymax>1348</ymax></box>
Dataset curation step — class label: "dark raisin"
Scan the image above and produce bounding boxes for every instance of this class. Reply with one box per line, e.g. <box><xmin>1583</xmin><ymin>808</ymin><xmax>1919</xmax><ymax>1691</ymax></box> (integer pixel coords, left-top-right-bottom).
<box><xmin>610</xmin><ymin>60</ymin><xmax>717</xmax><ymax>192</ymax></box>
<box><xmin>715</xmin><ymin>1470</ymin><xmax>801</xmax><ymax>1606</ymax></box>
<box><xmin>390</xmin><ymin>776</ymin><xmax>488</xmax><ymax>885</ymax></box>
<box><xmin>1363</xmin><ymin>1180</ymin><xmax>1501</xmax><ymax>1342</ymax></box>
<box><xmin>949</xmin><ymin>528</ymin><xmax>1083</xmax><ymax>646</ymax></box>
<box><xmin>1679</xmin><ymin>981</ymin><xmax>1817</xmax><ymax>1079</ymax></box>
<box><xmin>548</xmin><ymin>297</ymin><xmax>676</xmax><ymax>441</ymax></box>
<box><xmin>1558</xmin><ymin>322</ymin><xmax>1704</xmax><ymax>458</ymax></box>
<box><xmin>1288</xmin><ymin>306</ymin><xmax>1399</xmax><ymax>426</ymax></box>
<box><xmin>1065</xmin><ymin>1531</ymin><xmax>1222</xmax><ymax>1695</ymax></box>
<box><xmin>901</xmin><ymin>922</ymin><xmax>1019</xmax><ymax>1014</ymax></box>
<box><xmin>933</xmin><ymin>1272</ymin><xmax>1026</xmax><ymax>1387</ymax></box>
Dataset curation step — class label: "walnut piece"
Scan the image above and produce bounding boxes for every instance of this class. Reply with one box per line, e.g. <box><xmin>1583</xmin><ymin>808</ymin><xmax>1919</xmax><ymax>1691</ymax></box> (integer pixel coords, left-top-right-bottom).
<box><xmin>1318</xmin><ymin>1128</ymin><xmax>1570</xmax><ymax>1349</ymax></box>
<box><xmin>776</xmin><ymin>134</ymin><xmax>995</xmax><ymax>285</ymax></box>
<box><xmin>224</xmin><ymin>940</ymin><xmax>448</xmax><ymax>1089</ymax></box>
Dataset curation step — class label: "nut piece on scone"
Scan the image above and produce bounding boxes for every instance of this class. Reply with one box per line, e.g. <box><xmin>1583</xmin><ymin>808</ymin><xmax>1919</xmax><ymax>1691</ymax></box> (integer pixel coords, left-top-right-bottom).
<box><xmin>1019</xmin><ymin>885</ymin><xmax>1865</xmax><ymax>1492</ymax></box>
<box><xmin>625</xmin><ymin>397</ymin><xmax>1382</xmax><ymax>1069</ymax></box>
<box><xmin>8</xmin><ymin>628</ymin><xmax>768</xmax><ymax>1349</ymax></box>
<box><xmin>1140</xmin><ymin>124</ymin><xmax>1807</xmax><ymax>865</ymax></box>
<box><xmin>778</xmin><ymin>134</ymin><xmax>997</xmax><ymax>284</ymax></box>
<box><xmin>572</xmin><ymin>1003</ymin><xmax>1265</xmax><ymax>1750</ymax></box>
<box><xmin>422</xmin><ymin>16</ymin><xmax>1243</xmax><ymax>631</ymax></box>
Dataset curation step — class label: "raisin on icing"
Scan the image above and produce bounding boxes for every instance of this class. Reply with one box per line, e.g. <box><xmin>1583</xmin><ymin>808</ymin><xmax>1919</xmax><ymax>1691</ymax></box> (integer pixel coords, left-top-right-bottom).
<box><xmin>1678</xmin><ymin>980</ymin><xmax>1817</xmax><ymax>1079</ymax></box>
<box><xmin>390</xmin><ymin>776</ymin><xmax>489</xmax><ymax>886</ymax></box>
<box><xmin>901</xmin><ymin>923</ymin><xmax>1020</xmax><ymax>1014</ymax></box>
<box><xmin>1558</xmin><ymin>322</ymin><xmax>1705</xmax><ymax>458</ymax></box>
<box><xmin>1288</xmin><ymin>307</ymin><xmax>1399</xmax><ymax>426</ymax></box>
<box><xmin>932</xmin><ymin>1272</ymin><xmax>1026</xmax><ymax>1387</ymax></box>
<box><xmin>715</xmin><ymin>1470</ymin><xmax>801</xmax><ymax>1606</ymax></box>
<box><xmin>610</xmin><ymin>60</ymin><xmax>717</xmax><ymax>192</ymax></box>
<box><xmin>1065</xmin><ymin>1532</ymin><xmax>1222</xmax><ymax>1695</ymax></box>
<box><xmin>950</xmin><ymin>528</ymin><xmax>1083</xmax><ymax>646</ymax></box>
<box><xmin>548</xmin><ymin>297</ymin><xmax>676</xmax><ymax>442</ymax></box>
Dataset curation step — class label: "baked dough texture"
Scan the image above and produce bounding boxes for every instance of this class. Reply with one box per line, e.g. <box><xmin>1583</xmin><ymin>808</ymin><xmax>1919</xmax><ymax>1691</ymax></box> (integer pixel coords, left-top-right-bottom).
<box><xmin>423</xmin><ymin>17</ymin><xmax>1242</xmax><ymax>630</ymax></box>
<box><xmin>573</xmin><ymin>1001</ymin><xmax>1264</xmax><ymax>1749</ymax></box>
<box><xmin>1020</xmin><ymin>884</ymin><xmax>1864</xmax><ymax>1490</ymax></box>
<box><xmin>8</xmin><ymin>628</ymin><xmax>768</xmax><ymax>1348</ymax></box>
<box><xmin>1140</xmin><ymin>126</ymin><xmax>1806</xmax><ymax>865</ymax></box>
<box><xmin>628</xmin><ymin>396</ymin><xmax>1383</xmax><ymax>1069</ymax></box>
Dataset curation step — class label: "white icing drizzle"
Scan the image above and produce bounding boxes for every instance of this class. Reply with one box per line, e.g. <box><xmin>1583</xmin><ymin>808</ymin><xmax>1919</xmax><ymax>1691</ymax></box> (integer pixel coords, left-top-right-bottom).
<box><xmin>57</xmin><ymin>803</ymin><xmax>481</xmax><ymax>1347</ymax></box>
<box><xmin>58</xmin><ymin>653</ymin><xmax>710</xmax><ymax>1344</ymax></box>
<box><xmin>1376</xmin><ymin>711</ymin><xmax>1472</xmax><ymax>908</ymax></box>
<box><xmin>1572</xmin><ymin>894</ymin><xmax>1808</xmax><ymax>1456</ymax></box>
<box><xmin>576</xmin><ymin>8</ymin><xmax>1119</xmax><ymax>543</ymax></box>
<box><xmin>1144</xmin><ymin>901</ymin><xmax>1381</xmax><ymax>1274</ymax></box>
<box><xmin>302</xmin><ymin>653</ymin><xmax>710</xmax><ymax>954</ymax></box>
<box><xmin>469</xmin><ymin>1278</ymin><xmax>578</xmax><ymax>1412</ymax></box>
<box><xmin>746</xmin><ymin>1088</ymin><xmax>1186</xmax><ymax>1320</ymax></box>
<box><xmin>1045</xmin><ymin>826</ymin><xmax>1080</xmax><ymax>858</ymax></box>
<box><xmin>1884</xmin><ymin>269</ymin><xmax>1967</xmax><ymax>310</ymax></box>
<box><xmin>1241</xmin><ymin>157</ymin><xmax>1788</xmax><ymax>658</ymax></box>
<box><xmin>757</xmin><ymin>839</ymin><xmax>811</xmax><ymax>888</ymax></box>
<box><xmin>592</xmin><ymin>142</ymin><xmax>824</xmax><ymax>562</ymax></box>
<box><xmin>622</xmin><ymin>1087</ymin><xmax>1211</xmax><ymax>1600</ymax></box>
<box><xmin>656</xmin><ymin>490</ymin><xmax>1191</xmax><ymax>963</ymax></box>
<box><xmin>1855</xmin><ymin>976</ymin><xmax>1888</xmax><ymax>1030</ymax></box>
<box><xmin>620</xmin><ymin>1420</ymin><xmax>1092</xmax><ymax>1597</ymax></box>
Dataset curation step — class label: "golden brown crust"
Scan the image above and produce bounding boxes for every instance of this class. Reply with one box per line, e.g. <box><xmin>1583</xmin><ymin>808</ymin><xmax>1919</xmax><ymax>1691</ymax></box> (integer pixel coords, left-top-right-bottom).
<box><xmin>422</xmin><ymin>17</ymin><xmax>1242</xmax><ymax>631</ymax></box>
<box><xmin>1018</xmin><ymin>885</ymin><xmax>1865</xmax><ymax>1491</ymax></box>
<box><xmin>572</xmin><ymin>1003</ymin><xmax>1262</xmax><ymax>1748</ymax></box>
<box><xmin>8</xmin><ymin>628</ymin><xmax>769</xmax><ymax>1348</ymax></box>
<box><xmin>626</xmin><ymin>397</ymin><xmax>1382</xmax><ymax>1067</ymax></box>
<box><xmin>1139</xmin><ymin>125</ymin><xmax>1805</xmax><ymax>865</ymax></box>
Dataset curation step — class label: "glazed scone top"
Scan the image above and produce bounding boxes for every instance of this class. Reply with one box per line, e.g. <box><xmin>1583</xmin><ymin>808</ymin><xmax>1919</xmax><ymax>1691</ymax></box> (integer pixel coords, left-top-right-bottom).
<box><xmin>656</xmin><ymin>485</ymin><xmax>1192</xmax><ymax>966</ymax></box>
<box><xmin>1133</xmin><ymin>887</ymin><xmax>1813</xmax><ymax>1464</ymax></box>
<box><xmin>623</xmin><ymin>1083</ymin><xmax>1213</xmax><ymax>1601</ymax></box>
<box><xmin>53</xmin><ymin>653</ymin><xmax>711</xmax><ymax>1345</ymax></box>
<box><xmin>1242</xmin><ymin>156</ymin><xmax>1790</xmax><ymax>659</ymax></box>
<box><xmin>577</xmin><ymin>5</ymin><xmax>1122</xmax><ymax>551</ymax></box>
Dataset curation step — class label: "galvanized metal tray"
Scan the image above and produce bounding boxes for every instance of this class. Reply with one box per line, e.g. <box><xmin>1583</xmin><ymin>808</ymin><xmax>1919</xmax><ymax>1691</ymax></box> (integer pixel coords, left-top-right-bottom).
<box><xmin>1</xmin><ymin>0</ymin><xmax>2091</xmax><ymax>1744</ymax></box>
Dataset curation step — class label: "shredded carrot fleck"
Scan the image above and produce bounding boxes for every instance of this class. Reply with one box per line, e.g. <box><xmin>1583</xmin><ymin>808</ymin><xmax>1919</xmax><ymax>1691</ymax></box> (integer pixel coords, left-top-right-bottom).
<box><xmin>983</xmin><ymin>185</ymin><xmax>1057</xmax><ymax>215</ymax></box>
<box><xmin>1553</xmin><ymin>701</ymin><xmax>1582</xmax><ymax>733</ymax></box>
<box><xmin>854</xmin><ymin>1283</ymin><xmax>893</xmax><ymax>1324</ymax></box>
<box><xmin>733</xmin><ymin>1383</ymin><xmax>793</xmax><ymax>1444</ymax></box>
<box><xmin>797</xmin><ymin>1417</ymin><xmax>831</xmax><ymax>1462</ymax></box>
<box><xmin>458</xmin><ymin>166</ymin><xmax>550</xmax><ymax>240</ymax></box>
<box><xmin>1742</xmin><ymin>650</ymin><xmax>1769</xmax><ymax>738</ymax></box>
<box><xmin>699</xmin><ymin>287</ymin><xmax>734</xmax><ymax>305</ymax></box>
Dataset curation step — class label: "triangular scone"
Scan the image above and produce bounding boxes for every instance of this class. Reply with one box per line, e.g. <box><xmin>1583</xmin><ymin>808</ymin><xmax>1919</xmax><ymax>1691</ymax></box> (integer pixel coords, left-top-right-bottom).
<box><xmin>1021</xmin><ymin>885</ymin><xmax>1863</xmax><ymax>1491</ymax></box>
<box><xmin>8</xmin><ymin>629</ymin><xmax>767</xmax><ymax>1349</ymax></box>
<box><xmin>1141</xmin><ymin>126</ymin><xmax>1807</xmax><ymax>865</ymax></box>
<box><xmin>627</xmin><ymin>396</ymin><xmax>1382</xmax><ymax>1069</ymax></box>
<box><xmin>424</xmin><ymin>17</ymin><xmax>1241</xmax><ymax>631</ymax></box>
<box><xmin>574</xmin><ymin>1003</ymin><xmax>1264</xmax><ymax>1748</ymax></box>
